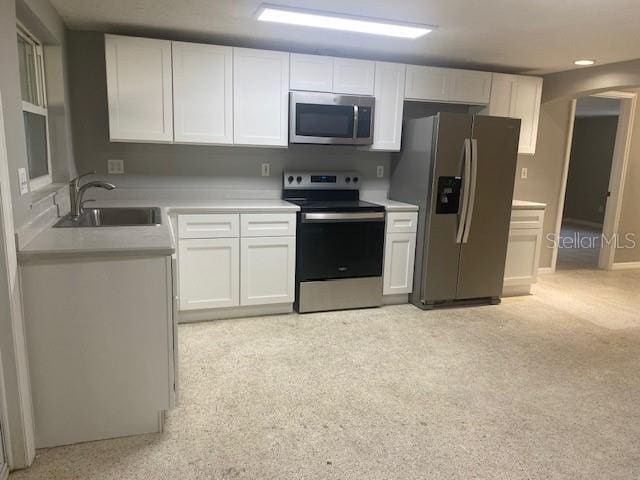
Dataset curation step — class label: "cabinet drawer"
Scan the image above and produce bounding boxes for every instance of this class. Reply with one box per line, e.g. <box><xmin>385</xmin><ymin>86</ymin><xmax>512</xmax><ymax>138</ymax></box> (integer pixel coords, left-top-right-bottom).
<box><xmin>178</xmin><ymin>214</ymin><xmax>239</xmax><ymax>238</ymax></box>
<box><xmin>240</xmin><ymin>213</ymin><xmax>296</xmax><ymax>237</ymax></box>
<box><xmin>510</xmin><ymin>209</ymin><xmax>544</xmax><ymax>230</ymax></box>
<box><xmin>386</xmin><ymin>211</ymin><xmax>418</xmax><ymax>234</ymax></box>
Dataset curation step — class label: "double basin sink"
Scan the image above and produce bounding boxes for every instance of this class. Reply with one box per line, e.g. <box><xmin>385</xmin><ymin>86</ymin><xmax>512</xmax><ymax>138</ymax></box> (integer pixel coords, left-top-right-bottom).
<box><xmin>54</xmin><ymin>207</ymin><xmax>162</xmax><ymax>227</ymax></box>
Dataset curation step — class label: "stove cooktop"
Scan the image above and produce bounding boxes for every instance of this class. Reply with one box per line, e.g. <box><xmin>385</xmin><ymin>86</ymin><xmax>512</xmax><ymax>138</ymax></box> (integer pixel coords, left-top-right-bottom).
<box><xmin>286</xmin><ymin>199</ymin><xmax>385</xmax><ymax>213</ymax></box>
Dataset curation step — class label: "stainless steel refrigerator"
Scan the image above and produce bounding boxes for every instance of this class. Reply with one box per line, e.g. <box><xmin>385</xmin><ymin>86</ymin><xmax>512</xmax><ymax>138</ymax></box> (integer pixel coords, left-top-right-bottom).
<box><xmin>390</xmin><ymin>112</ymin><xmax>520</xmax><ymax>308</ymax></box>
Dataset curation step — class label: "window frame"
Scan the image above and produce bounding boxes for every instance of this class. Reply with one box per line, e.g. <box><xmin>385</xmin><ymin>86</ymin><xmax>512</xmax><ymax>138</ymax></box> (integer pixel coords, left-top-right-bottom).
<box><xmin>17</xmin><ymin>22</ymin><xmax>52</xmax><ymax>191</ymax></box>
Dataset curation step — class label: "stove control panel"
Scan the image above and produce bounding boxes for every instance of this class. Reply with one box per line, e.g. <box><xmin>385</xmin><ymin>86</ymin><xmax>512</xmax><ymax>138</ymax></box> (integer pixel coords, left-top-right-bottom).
<box><xmin>283</xmin><ymin>171</ymin><xmax>360</xmax><ymax>190</ymax></box>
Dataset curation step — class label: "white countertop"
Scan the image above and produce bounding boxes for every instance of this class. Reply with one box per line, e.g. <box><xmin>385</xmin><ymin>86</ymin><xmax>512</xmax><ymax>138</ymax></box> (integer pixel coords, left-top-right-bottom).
<box><xmin>366</xmin><ymin>198</ymin><xmax>419</xmax><ymax>212</ymax></box>
<box><xmin>512</xmin><ymin>200</ymin><xmax>547</xmax><ymax>210</ymax></box>
<box><xmin>18</xmin><ymin>199</ymin><xmax>300</xmax><ymax>259</ymax></box>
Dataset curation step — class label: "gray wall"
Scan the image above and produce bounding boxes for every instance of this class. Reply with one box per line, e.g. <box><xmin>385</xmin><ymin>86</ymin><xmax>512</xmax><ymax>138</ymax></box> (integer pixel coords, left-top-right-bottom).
<box><xmin>563</xmin><ymin>115</ymin><xmax>618</xmax><ymax>225</ymax></box>
<box><xmin>513</xmin><ymin>100</ymin><xmax>575</xmax><ymax>268</ymax></box>
<box><xmin>543</xmin><ymin>58</ymin><xmax>640</xmax><ymax>102</ymax></box>
<box><xmin>0</xmin><ymin>0</ymin><xmax>75</xmax><ymax>228</ymax></box>
<box><xmin>66</xmin><ymin>30</ymin><xmax>392</xmax><ymax>198</ymax></box>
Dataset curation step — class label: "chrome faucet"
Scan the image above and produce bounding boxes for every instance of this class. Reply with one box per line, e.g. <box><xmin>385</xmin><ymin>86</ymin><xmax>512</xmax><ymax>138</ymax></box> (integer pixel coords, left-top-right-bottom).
<box><xmin>69</xmin><ymin>172</ymin><xmax>117</xmax><ymax>216</ymax></box>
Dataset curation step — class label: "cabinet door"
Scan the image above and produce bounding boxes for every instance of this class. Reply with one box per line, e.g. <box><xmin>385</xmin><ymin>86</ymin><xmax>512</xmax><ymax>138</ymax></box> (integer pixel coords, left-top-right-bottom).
<box><xmin>513</xmin><ymin>76</ymin><xmax>543</xmax><ymax>155</ymax></box>
<box><xmin>290</xmin><ymin>53</ymin><xmax>333</xmax><ymax>92</ymax></box>
<box><xmin>233</xmin><ymin>48</ymin><xmax>290</xmax><ymax>146</ymax></box>
<box><xmin>450</xmin><ymin>70</ymin><xmax>492</xmax><ymax>104</ymax></box>
<box><xmin>503</xmin><ymin>228</ymin><xmax>542</xmax><ymax>287</ymax></box>
<box><xmin>333</xmin><ymin>58</ymin><xmax>375</xmax><ymax>95</ymax></box>
<box><xmin>383</xmin><ymin>232</ymin><xmax>416</xmax><ymax>295</ymax></box>
<box><xmin>172</xmin><ymin>42</ymin><xmax>233</xmax><ymax>144</ymax></box>
<box><xmin>486</xmin><ymin>73</ymin><xmax>518</xmax><ymax>117</ymax></box>
<box><xmin>366</xmin><ymin>62</ymin><xmax>406</xmax><ymax>152</ymax></box>
<box><xmin>241</xmin><ymin>237</ymin><xmax>295</xmax><ymax>306</ymax></box>
<box><xmin>404</xmin><ymin>65</ymin><xmax>450</xmax><ymax>102</ymax></box>
<box><xmin>105</xmin><ymin>34</ymin><xmax>173</xmax><ymax>142</ymax></box>
<box><xmin>178</xmin><ymin>238</ymin><xmax>239</xmax><ymax>310</ymax></box>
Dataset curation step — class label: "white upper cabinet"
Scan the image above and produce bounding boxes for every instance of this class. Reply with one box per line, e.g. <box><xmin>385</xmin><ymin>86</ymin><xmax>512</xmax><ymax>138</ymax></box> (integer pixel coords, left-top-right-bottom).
<box><xmin>290</xmin><ymin>53</ymin><xmax>333</xmax><ymax>92</ymax></box>
<box><xmin>450</xmin><ymin>69</ymin><xmax>492</xmax><ymax>105</ymax></box>
<box><xmin>233</xmin><ymin>48</ymin><xmax>290</xmax><ymax>147</ymax></box>
<box><xmin>333</xmin><ymin>58</ymin><xmax>375</xmax><ymax>95</ymax></box>
<box><xmin>405</xmin><ymin>65</ymin><xmax>450</xmax><ymax>102</ymax></box>
<box><xmin>105</xmin><ymin>34</ymin><xmax>173</xmax><ymax>142</ymax></box>
<box><xmin>172</xmin><ymin>42</ymin><xmax>233</xmax><ymax>145</ymax></box>
<box><xmin>405</xmin><ymin>65</ymin><xmax>491</xmax><ymax>105</ymax></box>
<box><xmin>366</xmin><ymin>62</ymin><xmax>406</xmax><ymax>152</ymax></box>
<box><xmin>485</xmin><ymin>74</ymin><xmax>543</xmax><ymax>154</ymax></box>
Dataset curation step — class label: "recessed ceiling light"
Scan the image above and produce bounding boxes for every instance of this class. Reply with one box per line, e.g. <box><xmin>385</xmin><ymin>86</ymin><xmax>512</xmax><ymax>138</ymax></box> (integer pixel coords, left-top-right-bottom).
<box><xmin>574</xmin><ymin>59</ymin><xmax>595</xmax><ymax>66</ymax></box>
<box><xmin>256</xmin><ymin>4</ymin><xmax>434</xmax><ymax>39</ymax></box>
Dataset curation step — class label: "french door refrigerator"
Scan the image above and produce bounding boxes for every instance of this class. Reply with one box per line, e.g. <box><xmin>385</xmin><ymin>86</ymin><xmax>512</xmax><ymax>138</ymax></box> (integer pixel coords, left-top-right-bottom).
<box><xmin>390</xmin><ymin>112</ymin><xmax>520</xmax><ymax>308</ymax></box>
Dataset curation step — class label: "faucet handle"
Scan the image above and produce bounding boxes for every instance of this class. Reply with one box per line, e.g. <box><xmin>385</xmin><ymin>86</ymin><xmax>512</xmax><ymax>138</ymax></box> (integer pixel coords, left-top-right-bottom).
<box><xmin>69</xmin><ymin>171</ymin><xmax>96</xmax><ymax>187</ymax></box>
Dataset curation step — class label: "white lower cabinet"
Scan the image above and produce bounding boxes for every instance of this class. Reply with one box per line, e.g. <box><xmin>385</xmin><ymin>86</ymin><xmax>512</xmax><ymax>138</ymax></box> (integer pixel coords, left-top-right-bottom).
<box><xmin>383</xmin><ymin>232</ymin><xmax>417</xmax><ymax>295</ymax></box>
<box><xmin>383</xmin><ymin>211</ymin><xmax>418</xmax><ymax>297</ymax></box>
<box><xmin>177</xmin><ymin>212</ymin><xmax>296</xmax><ymax>313</ymax></box>
<box><xmin>178</xmin><ymin>237</ymin><xmax>239</xmax><ymax>310</ymax></box>
<box><xmin>503</xmin><ymin>206</ymin><xmax>545</xmax><ymax>296</ymax></box>
<box><xmin>241</xmin><ymin>236</ymin><xmax>295</xmax><ymax>305</ymax></box>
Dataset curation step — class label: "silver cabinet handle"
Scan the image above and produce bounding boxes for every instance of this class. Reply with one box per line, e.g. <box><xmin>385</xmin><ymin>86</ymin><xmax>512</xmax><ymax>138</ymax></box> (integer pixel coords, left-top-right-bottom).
<box><xmin>456</xmin><ymin>139</ymin><xmax>472</xmax><ymax>244</ymax></box>
<box><xmin>302</xmin><ymin>212</ymin><xmax>385</xmax><ymax>222</ymax></box>
<box><xmin>352</xmin><ymin>105</ymin><xmax>359</xmax><ymax>140</ymax></box>
<box><xmin>463</xmin><ymin>138</ymin><xmax>479</xmax><ymax>243</ymax></box>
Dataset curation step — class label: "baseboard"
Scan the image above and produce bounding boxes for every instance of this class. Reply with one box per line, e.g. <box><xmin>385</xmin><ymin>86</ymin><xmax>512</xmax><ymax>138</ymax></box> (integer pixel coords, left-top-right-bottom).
<box><xmin>611</xmin><ymin>261</ymin><xmax>640</xmax><ymax>271</ymax></box>
<box><xmin>178</xmin><ymin>303</ymin><xmax>293</xmax><ymax>323</ymax></box>
<box><xmin>502</xmin><ymin>284</ymin><xmax>532</xmax><ymax>297</ymax></box>
<box><xmin>563</xmin><ymin>218</ymin><xmax>604</xmax><ymax>229</ymax></box>
<box><xmin>537</xmin><ymin>267</ymin><xmax>554</xmax><ymax>275</ymax></box>
<box><xmin>382</xmin><ymin>294</ymin><xmax>409</xmax><ymax>305</ymax></box>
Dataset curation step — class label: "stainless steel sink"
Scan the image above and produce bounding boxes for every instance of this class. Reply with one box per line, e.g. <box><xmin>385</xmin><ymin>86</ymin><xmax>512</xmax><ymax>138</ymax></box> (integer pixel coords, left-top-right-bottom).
<box><xmin>54</xmin><ymin>207</ymin><xmax>162</xmax><ymax>227</ymax></box>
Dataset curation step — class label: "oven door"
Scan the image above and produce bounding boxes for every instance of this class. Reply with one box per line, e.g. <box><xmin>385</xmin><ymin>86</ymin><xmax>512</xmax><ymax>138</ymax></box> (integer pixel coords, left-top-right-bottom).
<box><xmin>297</xmin><ymin>211</ymin><xmax>385</xmax><ymax>281</ymax></box>
<box><xmin>290</xmin><ymin>91</ymin><xmax>374</xmax><ymax>145</ymax></box>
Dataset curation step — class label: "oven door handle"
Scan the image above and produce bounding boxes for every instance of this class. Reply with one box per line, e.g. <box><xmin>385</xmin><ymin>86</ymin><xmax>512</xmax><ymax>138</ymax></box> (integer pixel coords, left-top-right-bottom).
<box><xmin>301</xmin><ymin>212</ymin><xmax>385</xmax><ymax>223</ymax></box>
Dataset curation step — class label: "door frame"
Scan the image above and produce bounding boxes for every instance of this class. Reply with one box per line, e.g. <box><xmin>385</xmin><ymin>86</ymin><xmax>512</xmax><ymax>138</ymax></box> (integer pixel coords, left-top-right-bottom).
<box><xmin>550</xmin><ymin>90</ymin><xmax>637</xmax><ymax>271</ymax></box>
<box><xmin>0</xmin><ymin>349</ymin><xmax>10</xmax><ymax>480</ymax></box>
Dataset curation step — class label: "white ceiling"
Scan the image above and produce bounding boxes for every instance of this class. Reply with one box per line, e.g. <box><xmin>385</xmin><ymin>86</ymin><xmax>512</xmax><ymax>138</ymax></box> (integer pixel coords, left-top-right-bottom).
<box><xmin>49</xmin><ymin>0</ymin><xmax>640</xmax><ymax>74</ymax></box>
<box><xmin>575</xmin><ymin>96</ymin><xmax>621</xmax><ymax>117</ymax></box>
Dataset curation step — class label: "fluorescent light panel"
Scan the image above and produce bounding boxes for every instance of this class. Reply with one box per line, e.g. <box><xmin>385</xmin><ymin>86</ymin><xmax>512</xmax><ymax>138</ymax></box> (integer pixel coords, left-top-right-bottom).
<box><xmin>257</xmin><ymin>5</ymin><xmax>433</xmax><ymax>39</ymax></box>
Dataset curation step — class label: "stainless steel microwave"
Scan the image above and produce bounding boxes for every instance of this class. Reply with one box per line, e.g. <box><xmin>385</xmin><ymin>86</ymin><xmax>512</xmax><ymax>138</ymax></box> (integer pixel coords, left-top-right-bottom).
<box><xmin>289</xmin><ymin>91</ymin><xmax>375</xmax><ymax>146</ymax></box>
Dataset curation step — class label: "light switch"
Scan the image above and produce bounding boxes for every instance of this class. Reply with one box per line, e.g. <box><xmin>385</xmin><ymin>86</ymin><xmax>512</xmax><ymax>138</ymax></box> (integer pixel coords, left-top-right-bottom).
<box><xmin>261</xmin><ymin>163</ymin><xmax>270</xmax><ymax>177</ymax></box>
<box><xmin>376</xmin><ymin>165</ymin><xmax>384</xmax><ymax>178</ymax></box>
<box><xmin>107</xmin><ymin>159</ymin><xmax>124</xmax><ymax>174</ymax></box>
<box><xmin>18</xmin><ymin>168</ymin><xmax>28</xmax><ymax>195</ymax></box>
<box><xmin>520</xmin><ymin>167</ymin><xmax>528</xmax><ymax>179</ymax></box>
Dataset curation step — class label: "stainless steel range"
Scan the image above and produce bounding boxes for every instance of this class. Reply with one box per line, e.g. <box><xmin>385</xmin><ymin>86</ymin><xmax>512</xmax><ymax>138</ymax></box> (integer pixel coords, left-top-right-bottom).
<box><xmin>283</xmin><ymin>171</ymin><xmax>385</xmax><ymax>313</ymax></box>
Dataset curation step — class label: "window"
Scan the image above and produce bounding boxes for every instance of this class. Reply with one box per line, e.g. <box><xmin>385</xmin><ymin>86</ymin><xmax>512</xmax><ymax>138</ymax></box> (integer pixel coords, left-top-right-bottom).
<box><xmin>17</xmin><ymin>24</ymin><xmax>51</xmax><ymax>190</ymax></box>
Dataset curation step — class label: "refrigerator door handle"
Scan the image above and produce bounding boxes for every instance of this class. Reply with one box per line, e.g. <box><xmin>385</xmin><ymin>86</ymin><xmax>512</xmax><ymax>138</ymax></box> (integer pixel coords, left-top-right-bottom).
<box><xmin>456</xmin><ymin>138</ymin><xmax>472</xmax><ymax>244</ymax></box>
<box><xmin>462</xmin><ymin>138</ymin><xmax>479</xmax><ymax>243</ymax></box>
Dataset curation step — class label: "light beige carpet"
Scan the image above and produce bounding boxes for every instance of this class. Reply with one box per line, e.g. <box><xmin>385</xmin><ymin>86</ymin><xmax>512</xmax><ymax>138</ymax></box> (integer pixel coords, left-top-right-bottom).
<box><xmin>10</xmin><ymin>269</ymin><xmax>640</xmax><ymax>479</ymax></box>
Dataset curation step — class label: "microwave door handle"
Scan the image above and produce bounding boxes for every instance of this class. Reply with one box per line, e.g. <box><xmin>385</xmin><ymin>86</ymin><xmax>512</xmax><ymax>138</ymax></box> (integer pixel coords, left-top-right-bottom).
<box><xmin>352</xmin><ymin>105</ymin><xmax>359</xmax><ymax>140</ymax></box>
<box><xmin>462</xmin><ymin>138</ymin><xmax>479</xmax><ymax>243</ymax></box>
<box><xmin>456</xmin><ymin>138</ymin><xmax>472</xmax><ymax>244</ymax></box>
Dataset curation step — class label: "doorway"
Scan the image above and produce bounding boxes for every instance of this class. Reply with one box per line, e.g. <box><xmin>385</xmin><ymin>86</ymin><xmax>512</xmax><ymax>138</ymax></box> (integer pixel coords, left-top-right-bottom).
<box><xmin>552</xmin><ymin>91</ymin><xmax>637</xmax><ymax>271</ymax></box>
<box><xmin>558</xmin><ymin>96</ymin><xmax>620</xmax><ymax>269</ymax></box>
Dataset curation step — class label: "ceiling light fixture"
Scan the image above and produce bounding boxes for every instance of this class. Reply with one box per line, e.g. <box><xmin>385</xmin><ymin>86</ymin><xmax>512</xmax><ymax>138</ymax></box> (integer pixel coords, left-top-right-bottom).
<box><xmin>574</xmin><ymin>59</ymin><xmax>595</xmax><ymax>66</ymax></box>
<box><xmin>256</xmin><ymin>4</ymin><xmax>434</xmax><ymax>39</ymax></box>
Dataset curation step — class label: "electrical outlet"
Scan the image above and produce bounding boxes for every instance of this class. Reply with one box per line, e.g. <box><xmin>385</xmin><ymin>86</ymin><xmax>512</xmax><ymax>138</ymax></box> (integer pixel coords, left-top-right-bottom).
<box><xmin>376</xmin><ymin>165</ymin><xmax>384</xmax><ymax>178</ymax></box>
<box><xmin>261</xmin><ymin>163</ymin><xmax>270</xmax><ymax>177</ymax></box>
<box><xmin>520</xmin><ymin>167</ymin><xmax>528</xmax><ymax>179</ymax></box>
<box><xmin>107</xmin><ymin>159</ymin><xmax>124</xmax><ymax>174</ymax></box>
<box><xmin>18</xmin><ymin>168</ymin><xmax>28</xmax><ymax>195</ymax></box>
